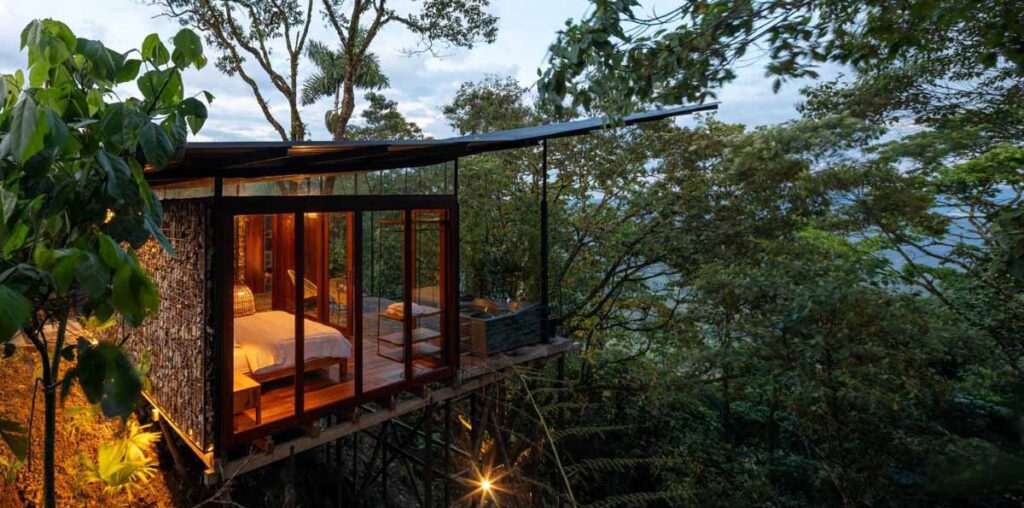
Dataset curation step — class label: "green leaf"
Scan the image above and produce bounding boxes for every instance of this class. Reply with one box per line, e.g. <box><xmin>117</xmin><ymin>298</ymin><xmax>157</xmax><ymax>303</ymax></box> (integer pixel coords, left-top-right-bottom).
<box><xmin>111</xmin><ymin>262</ymin><xmax>158</xmax><ymax>327</ymax></box>
<box><xmin>0</xmin><ymin>418</ymin><xmax>28</xmax><ymax>461</ymax></box>
<box><xmin>0</xmin><ymin>188</ymin><xmax>16</xmax><ymax>223</ymax></box>
<box><xmin>140</xmin><ymin>34</ymin><xmax>169</xmax><ymax>66</ymax></box>
<box><xmin>171</xmin><ymin>29</ymin><xmax>203</xmax><ymax>68</ymax></box>
<box><xmin>27</xmin><ymin>60</ymin><xmax>49</xmax><ymax>87</ymax></box>
<box><xmin>76</xmin><ymin>38</ymin><xmax>118</xmax><ymax>82</ymax></box>
<box><xmin>158</xmin><ymin>69</ymin><xmax>183</xmax><ymax>108</ymax></box>
<box><xmin>75</xmin><ymin>252</ymin><xmax>110</xmax><ymax>300</ymax></box>
<box><xmin>137</xmin><ymin>122</ymin><xmax>174</xmax><ymax>167</ymax></box>
<box><xmin>86</xmin><ymin>88</ymin><xmax>103</xmax><ymax>116</ymax></box>
<box><xmin>0</xmin><ymin>92</ymin><xmax>48</xmax><ymax>162</ymax></box>
<box><xmin>162</xmin><ymin>111</ymin><xmax>187</xmax><ymax>148</ymax></box>
<box><xmin>97</xmin><ymin>233</ymin><xmax>126</xmax><ymax>269</ymax></box>
<box><xmin>51</xmin><ymin>248</ymin><xmax>84</xmax><ymax>294</ymax></box>
<box><xmin>96</xmin><ymin>150</ymin><xmax>133</xmax><ymax>200</ymax></box>
<box><xmin>179</xmin><ymin>97</ymin><xmax>207</xmax><ymax>134</ymax></box>
<box><xmin>43</xmin><ymin>108</ymin><xmax>69</xmax><ymax>152</ymax></box>
<box><xmin>0</xmin><ymin>285</ymin><xmax>31</xmax><ymax>343</ymax></box>
<box><xmin>32</xmin><ymin>243</ymin><xmax>54</xmax><ymax>269</ymax></box>
<box><xmin>76</xmin><ymin>341</ymin><xmax>143</xmax><ymax>418</ymax></box>
<box><xmin>115</xmin><ymin>59</ymin><xmax>141</xmax><ymax>83</ymax></box>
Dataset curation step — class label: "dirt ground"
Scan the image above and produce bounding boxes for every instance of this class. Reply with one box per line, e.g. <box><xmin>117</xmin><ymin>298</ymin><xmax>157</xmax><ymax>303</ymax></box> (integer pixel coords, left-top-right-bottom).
<box><xmin>0</xmin><ymin>348</ymin><xmax>196</xmax><ymax>507</ymax></box>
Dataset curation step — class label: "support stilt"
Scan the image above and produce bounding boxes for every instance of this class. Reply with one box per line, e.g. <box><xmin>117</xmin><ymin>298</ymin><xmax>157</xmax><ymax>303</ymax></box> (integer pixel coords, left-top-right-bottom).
<box><xmin>423</xmin><ymin>404</ymin><xmax>434</xmax><ymax>508</ymax></box>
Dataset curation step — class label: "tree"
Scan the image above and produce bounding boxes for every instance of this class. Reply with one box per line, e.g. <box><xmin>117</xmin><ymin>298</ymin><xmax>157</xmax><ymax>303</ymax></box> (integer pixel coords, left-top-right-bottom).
<box><xmin>0</xmin><ymin>20</ymin><xmax>208</xmax><ymax>508</ymax></box>
<box><xmin>301</xmin><ymin>39</ymin><xmax>389</xmax><ymax>139</ymax></box>
<box><xmin>347</xmin><ymin>92</ymin><xmax>423</xmax><ymax>140</ymax></box>
<box><xmin>538</xmin><ymin>0</ymin><xmax>1024</xmax><ymax>114</ymax></box>
<box><xmin>157</xmin><ymin>0</ymin><xmax>499</xmax><ymax>140</ymax></box>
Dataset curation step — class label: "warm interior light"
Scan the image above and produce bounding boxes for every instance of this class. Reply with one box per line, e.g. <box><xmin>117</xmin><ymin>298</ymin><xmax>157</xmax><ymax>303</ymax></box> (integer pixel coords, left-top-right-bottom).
<box><xmin>480</xmin><ymin>478</ymin><xmax>492</xmax><ymax>493</ymax></box>
<box><xmin>306</xmin><ymin>212</ymin><xmax>319</xmax><ymax>219</ymax></box>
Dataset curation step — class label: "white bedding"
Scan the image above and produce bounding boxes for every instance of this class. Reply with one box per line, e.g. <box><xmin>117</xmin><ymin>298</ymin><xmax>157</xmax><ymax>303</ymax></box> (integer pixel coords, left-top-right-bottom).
<box><xmin>234</xmin><ymin>310</ymin><xmax>352</xmax><ymax>377</ymax></box>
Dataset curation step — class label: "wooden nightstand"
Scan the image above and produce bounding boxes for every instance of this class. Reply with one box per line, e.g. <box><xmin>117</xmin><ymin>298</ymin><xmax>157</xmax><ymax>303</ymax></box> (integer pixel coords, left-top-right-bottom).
<box><xmin>233</xmin><ymin>371</ymin><xmax>262</xmax><ymax>425</ymax></box>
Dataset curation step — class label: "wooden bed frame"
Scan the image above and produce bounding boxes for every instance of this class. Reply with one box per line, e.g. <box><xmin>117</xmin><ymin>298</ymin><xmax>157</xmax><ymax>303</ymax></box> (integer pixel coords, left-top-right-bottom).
<box><xmin>250</xmin><ymin>356</ymin><xmax>348</xmax><ymax>384</ymax></box>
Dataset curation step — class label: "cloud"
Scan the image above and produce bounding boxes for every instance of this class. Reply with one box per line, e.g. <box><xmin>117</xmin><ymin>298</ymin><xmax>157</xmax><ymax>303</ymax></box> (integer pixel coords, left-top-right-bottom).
<box><xmin>0</xmin><ymin>0</ymin><xmax>826</xmax><ymax>141</ymax></box>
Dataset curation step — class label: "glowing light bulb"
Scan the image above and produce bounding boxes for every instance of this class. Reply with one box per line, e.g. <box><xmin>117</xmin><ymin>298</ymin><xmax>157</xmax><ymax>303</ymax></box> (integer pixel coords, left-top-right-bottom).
<box><xmin>480</xmin><ymin>478</ymin><xmax>492</xmax><ymax>493</ymax></box>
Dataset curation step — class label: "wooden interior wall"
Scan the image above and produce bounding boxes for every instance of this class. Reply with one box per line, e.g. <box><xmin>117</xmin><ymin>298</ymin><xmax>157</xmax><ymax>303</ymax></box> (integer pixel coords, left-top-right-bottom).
<box><xmin>242</xmin><ymin>216</ymin><xmax>265</xmax><ymax>292</ymax></box>
<box><xmin>113</xmin><ymin>199</ymin><xmax>214</xmax><ymax>450</ymax></box>
<box><xmin>271</xmin><ymin>214</ymin><xmax>296</xmax><ymax>310</ymax></box>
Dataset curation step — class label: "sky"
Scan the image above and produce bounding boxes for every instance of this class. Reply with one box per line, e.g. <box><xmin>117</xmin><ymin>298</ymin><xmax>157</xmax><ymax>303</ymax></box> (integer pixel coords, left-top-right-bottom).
<box><xmin>0</xmin><ymin>0</ymin><xmax>840</xmax><ymax>141</ymax></box>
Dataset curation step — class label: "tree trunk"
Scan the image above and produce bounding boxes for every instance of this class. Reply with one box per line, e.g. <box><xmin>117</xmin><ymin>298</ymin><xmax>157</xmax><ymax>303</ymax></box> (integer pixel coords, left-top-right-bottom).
<box><xmin>43</xmin><ymin>384</ymin><xmax>56</xmax><ymax>508</ymax></box>
<box><xmin>334</xmin><ymin>75</ymin><xmax>356</xmax><ymax>141</ymax></box>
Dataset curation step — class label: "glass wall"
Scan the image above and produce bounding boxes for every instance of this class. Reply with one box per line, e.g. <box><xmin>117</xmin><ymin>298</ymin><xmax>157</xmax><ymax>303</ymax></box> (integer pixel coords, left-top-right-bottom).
<box><xmin>363</xmin><ymin>210</ymin><xmax>407</xmax><ymax>391</ymax></box>
<box><xmin>411</xmin><ymin>210</ymin><xmax>449</xmax><ymax>378</ymax></box>
<box><xmin>222</xmin><ymin>162</ymin><xmax>455</xmax><ymax>197</ymax></box>
<box><xmin>230</xmin><ymin>205</ymin><xmax>453</xmax><ymax>437</ymax></box>
<box><xmin>232</xmin><ymin>214</ymin><xmax>296</xmax><ymax>433</ymax></box>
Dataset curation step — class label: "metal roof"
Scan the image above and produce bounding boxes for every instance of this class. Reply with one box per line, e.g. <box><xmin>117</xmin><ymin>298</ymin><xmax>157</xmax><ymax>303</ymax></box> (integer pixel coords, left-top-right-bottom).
<box><xmin>147</xmin><ymin>102</ymin><xmax>718</xmax><ymax>185</ymax></box>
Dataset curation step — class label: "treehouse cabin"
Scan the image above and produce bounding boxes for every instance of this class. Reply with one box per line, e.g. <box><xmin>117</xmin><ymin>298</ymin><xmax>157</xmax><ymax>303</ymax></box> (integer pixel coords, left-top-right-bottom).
<box><xmin>122</xmin><ymin>103</ymin><xmax>716</xmax><ymax>478</ymax></box>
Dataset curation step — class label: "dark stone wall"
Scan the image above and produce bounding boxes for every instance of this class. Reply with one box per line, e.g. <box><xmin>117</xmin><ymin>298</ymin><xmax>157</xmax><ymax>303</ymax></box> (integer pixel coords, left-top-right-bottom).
<box><xmin>118</xmin><ymin>199</ymin><xmax>214</xmax><ymax>451</ymax></box>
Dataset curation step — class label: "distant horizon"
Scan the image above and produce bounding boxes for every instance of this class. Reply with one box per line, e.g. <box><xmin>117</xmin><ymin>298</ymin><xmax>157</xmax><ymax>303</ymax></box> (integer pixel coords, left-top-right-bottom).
<box><xmin>0</xmin><ymin>0</ymin><xmax>839</xmax><ymax>141</ymax></box>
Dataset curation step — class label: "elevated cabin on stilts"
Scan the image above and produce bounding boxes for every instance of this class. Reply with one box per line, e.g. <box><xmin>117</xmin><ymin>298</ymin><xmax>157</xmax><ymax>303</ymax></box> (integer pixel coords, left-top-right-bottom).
<box><xmin>119</xmin><ymin>103</ymin><xmax>716</xmax><ymax>483</ymax></box>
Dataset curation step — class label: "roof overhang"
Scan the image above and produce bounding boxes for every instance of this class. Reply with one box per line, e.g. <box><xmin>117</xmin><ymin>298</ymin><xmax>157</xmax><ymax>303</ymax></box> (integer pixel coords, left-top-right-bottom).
<box><xmin>146</xmin><ymin>102</ymin><xmax>718</xmax><ymax>186</ymax></box>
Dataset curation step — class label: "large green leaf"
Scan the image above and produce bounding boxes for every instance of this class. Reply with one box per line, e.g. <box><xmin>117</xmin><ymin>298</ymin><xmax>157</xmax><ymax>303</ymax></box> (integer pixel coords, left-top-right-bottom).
<box><xmin>76</xmin><ymin>341</ymin><xmax>143</xmax><ymax>418</ymax></box>
<box><xmin>96</xmin><ymin>150</ymin><xmax>134</xmax><ymax>201</ymax></box>
<box><xmin>179</xmin><ymin>97</ymin><xmax>207</xmax><ymax>134</ymax></box>
<box><xmin>171</xmin><ymin>29</ymin><xmax>203</xmax><ymax>69</ymax></box>
<box><xmin>0</xmin><ymin>92</ymin><xmax>48</xmax><ymax>162</ymax></box>
<box><xmin>140</xmin><ymin>34</ymin><xmax>169</xmax><ymax>66</ymax></box>
<box><xmin>0</xmin><ymin>187</ymin><xmax>16</xmax><ymax>224</ymax></box>
<box><xmin>137</xmin><ymin>122</ymin><xmax>174</xmax><ymax>167</ymax></box>
<box><xmin>76</xmin><ymin>38</ymin><xmax>118</xmax><ymax>82</ymax></box>
<box><xmin>96</xmin><ymin>233</ymin><xmax>126</xmax><ymax>269</ymax></box>
<box><xmin>0</xmin><ymin>418</ymin><xmax>27</xmax><ymax>461</ymax></box>
<box><xmin>0</xmin><ymin>285</ymin><xmax>31</xmax><ymax>343</ymax></box>
<box><xmin>115</xmin><ymin>59</ymin><xmax>141</xmax><ymax>84</ymax></box>
<box><xmin>111</xmin><ymin>262</ymin><xmax>158</xmax><ymax>327</ymax></box>
<box><xmin>50</xmin><ymin>248</ymin><xmax>83</xmax><ymax>294</ymax></box>
<box><xmin>74</xmin><ymin>251</ymin><xmax>110</xmax><ymax>300</ymax></box>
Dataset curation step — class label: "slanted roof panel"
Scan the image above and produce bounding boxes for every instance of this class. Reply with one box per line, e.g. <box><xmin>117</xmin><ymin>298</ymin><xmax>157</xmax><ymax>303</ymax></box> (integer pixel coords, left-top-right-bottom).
<box><xmin>147</xmin><ymin>102</ymin><xmax>718</xmax><ymax>185</ymax></box>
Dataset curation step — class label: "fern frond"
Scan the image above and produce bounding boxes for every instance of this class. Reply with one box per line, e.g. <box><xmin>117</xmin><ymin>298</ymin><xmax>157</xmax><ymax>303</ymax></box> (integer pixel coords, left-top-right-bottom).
<box><xmin>565</xmin><ymin>457</ymin><xmax>679</xmax><ymax>477</ymax></box>
<box><xmin>553</xmin><ymin>425</ymin><xmax>634</xmax><ymax>442</ymax></box>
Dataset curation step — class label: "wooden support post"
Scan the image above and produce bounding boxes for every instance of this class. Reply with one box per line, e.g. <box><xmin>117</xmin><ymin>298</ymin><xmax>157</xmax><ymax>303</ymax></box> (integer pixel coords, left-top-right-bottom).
<box><xmin>336</xmin><ymin>433</ymin><xmax>345</xmax><ymax>508</ymax></box>
<box><xmin>382</xmin><ymin>422</ymin><xmax>389</xmax><ymax>507</ymax></box>
<box><xmin>286</xmin><ymin>446</ymin><xmax>296</xmax><ymax>508</ymax></box>
<box><xmin>423</xmin><ymin>405</ymin><xmax>434</xmax><ymax>508</ymax></box>
<box><xmin>443</xmin><ymin>401</ymin><xmax>451</xmax><ymax>508</ymax></box>
<box><xmin>352</xmin><ymin>433</ymin><xmax>361</xmax><ymax>508</ymax></box>
<box><xmin>156</xmin><ymin>413</ymin><xmax>188</xmax><ymax>478</ymax></box>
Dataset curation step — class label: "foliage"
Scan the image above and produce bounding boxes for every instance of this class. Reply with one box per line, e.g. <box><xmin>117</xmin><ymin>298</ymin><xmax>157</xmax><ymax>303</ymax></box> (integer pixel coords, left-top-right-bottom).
<box><xmin>157</xmin><ymin>0</ymin><xmax>499</xmax><ymax>139</ymax></box>
<box><xmin>302</xmin><ymin>38</ymin><xmax>389</xmax><ymax>136</ymax></box>
<box><xmin>538</xmin><ymin>0</ymin><xmax>1024</xmax><ymax>115</ymax></box>
<box><xmin>80</xmin><ymin>419</ymin><xmax>161</xmax><ymax>500</ymax></box>
<box><xmin>0</xmin><ymin>19</ymin><xmax>208</xmax><ymax>508</ymax></box>
<box><xmin>347</xmin><ymin>92</ymin><xmax>424</xmax><ymax>141</ymax></box>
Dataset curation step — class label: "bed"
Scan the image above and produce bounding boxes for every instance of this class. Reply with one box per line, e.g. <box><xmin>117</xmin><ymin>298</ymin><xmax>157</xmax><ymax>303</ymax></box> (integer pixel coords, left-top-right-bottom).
<box><xmin>234</xmin><ymin>310</ymin><xmax>352</xmax><ymax>382</ymax></box>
